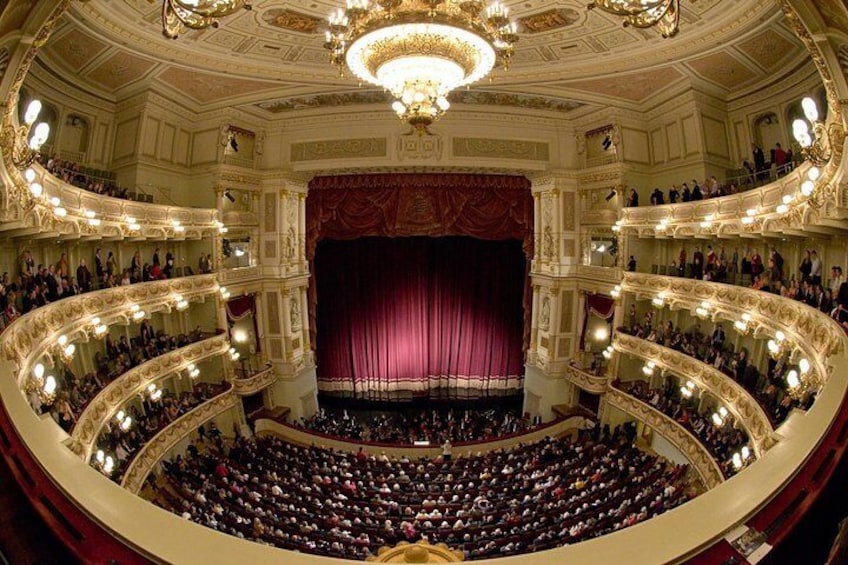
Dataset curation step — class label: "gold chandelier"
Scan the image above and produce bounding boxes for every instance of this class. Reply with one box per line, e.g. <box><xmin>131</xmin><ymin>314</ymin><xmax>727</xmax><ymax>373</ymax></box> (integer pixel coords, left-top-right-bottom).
<box><xmin>159</xmin><ymin>0</ymin><xmax>252</xmax><ymax>39</ymax></box>
<box><xmin>588</xmin><ymin>0</ymin><xmax>680</xmax><ymax>38</ymax></box>
<box><xmin>324</xmin><ymin>1</ymin><xmax>519</xmax><ymax>132</ymax></box>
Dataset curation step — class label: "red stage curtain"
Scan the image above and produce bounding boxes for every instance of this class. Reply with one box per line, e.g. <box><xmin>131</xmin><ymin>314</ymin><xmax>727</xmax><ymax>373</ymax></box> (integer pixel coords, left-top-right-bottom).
<box><xmin>579</xmin><ymin>293</ymin><xmax>616</xmax><ymax>350</ymax></box>
<box><xmin>306</xmin><ymin>174</ymin><xmax>533</xmax><ymax>392</ymax></box>
<box><xmin>315</xmin><ymin>237</ymin><xmax>525</xmax><ymax>393</ymax></box>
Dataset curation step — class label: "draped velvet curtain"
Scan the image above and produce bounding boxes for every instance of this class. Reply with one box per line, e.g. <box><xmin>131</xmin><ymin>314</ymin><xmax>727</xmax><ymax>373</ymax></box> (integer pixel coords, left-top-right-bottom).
<box><xmin>226</xmin><ymin>294</ymin><xmax>260</xmax><ymax>352</ymax></box>
<box><xmin>316</xmin><ymin>237</ymin><xmax>525</xmax><ymax>393</ymax></box>
<box><xmin>579</xmin><ymin>293</ymin><xmax>616</xmax><ymax>350</ymax></box>
<box><xmin>306</xmin><ymin>173</ymin><xmax>533</xmax><ymax>393</ymax></box>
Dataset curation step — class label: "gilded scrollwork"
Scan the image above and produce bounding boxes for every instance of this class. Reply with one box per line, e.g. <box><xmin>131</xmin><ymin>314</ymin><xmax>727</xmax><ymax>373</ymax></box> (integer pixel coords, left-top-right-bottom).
<box><xmin>563</xmin><ymin>363</ymin><xmax>609</xmax><ymax>394</ymax></box>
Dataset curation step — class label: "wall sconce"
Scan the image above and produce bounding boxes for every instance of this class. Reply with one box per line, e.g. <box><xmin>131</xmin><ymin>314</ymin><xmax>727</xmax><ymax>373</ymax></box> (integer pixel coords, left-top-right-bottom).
<box><xmin>641</xmin><ymin>361</ymin><xmax>656</xmax><ymax>376</ymax></box>
<box><xmin>694</xmin><ymin>301</ymin><xmax>710</xmax><ymax>319</ymax></box>
<box><xmin>680</xmin><ymin>380</ymin><xmax>696</xmax><ymax>398</ymax></box>
<box><xmin>26</xmin><ymin>362</ymin><xmax>58</xmax><ymax>406</ymax></box>
<box><xmin>186</xmin><ymin>363</ymin><xmax>200</xmax><ymax>378</ymax></box>
<box><xmin>733</xmin><ymin>313</ymin><xmax>752</xmax><ymax>335</ymax></box>
<box><xmin>602</xmin><ymin>345</ymin><xmax>614</xmax><ymax>360</ymax></box>
<box><xmin>56</xmin><ymin>334</ymin><xmax>76</xmax><ymax>363</ymax></box>
<box><xmin>793</xmin><ymin>97</ymin><xmax>844</xmax><ymax>169</ymax></box>
<box><xmin>219</xmin><ymin>286</ymin><xmax>231</xmax><ymax>300</ymax></box>
<box><xmin>767</xmin><ymin>330</ymin><xmax>787</xmax><ymax>360</ymax></box>
<box><xmin>93</xmin><ymin>449</ymin><xmax>115</xmax><ymax>476</ymax></box>
<box><xmin>610</xmin><ymin>285</ymin><xmax>622</xmax><ymax>300</ymax></box>
<box><xmin>229</xmin><ymin>346</ymin><xmax>241</xmax><ymax>361</ymax></box>
<box><xmin>12</xmin><ymin>99</ymin><xmax>51</xmax><ymax>169</ymax></box>
<box><xmin>90</xmin><ymin>317</ymin><xmax>109</xmax><ymax>339</ymax></box>
<box><xmin>130</xmin><ymin>304</ymin><xmax>146</xmax><ymax>322</ymax></box>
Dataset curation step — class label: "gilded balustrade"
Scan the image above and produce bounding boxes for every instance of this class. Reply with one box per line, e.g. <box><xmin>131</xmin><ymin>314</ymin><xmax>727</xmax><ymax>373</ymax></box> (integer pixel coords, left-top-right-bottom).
<box><xmin>68</xmin><ymin>334</ymin><xmax>231</xmax><ymax>462</ymax></box>
<box><xmin>614</xmin><ymin>332</ymin><xmax>776</xmax><ymax>456</ymax></box>
<box><xmin>606</xmin><ymin>386</ymin><xmax>725</xmax><ymax>489</ymax></box>
<box><xmin>1</xmin><ymin>274</ymin><xmax>220</xmax><ymax>390</ymax></box>
<box><xmin>232</xmin><ymin>365</ymin><xmax>277</xmax><ymax>396</ymax></box>
<box><xmin>563</xmin><ymin>362</ymin><xmax>609</xmax><ymax>394</ymax></box>
<box><xmin>121</xmin><ymin>387</ymin><xmax>238</xmax><ymax>494</ymax></box>
<box><xmin>4</xmin><ymin>163</ymin><xmax>221</xmax><ymax>239</ymax></box>
<box><xmin>621</xmin><ymin>272</ymin><xmax>844</xmax><ymax>392</ymax></box>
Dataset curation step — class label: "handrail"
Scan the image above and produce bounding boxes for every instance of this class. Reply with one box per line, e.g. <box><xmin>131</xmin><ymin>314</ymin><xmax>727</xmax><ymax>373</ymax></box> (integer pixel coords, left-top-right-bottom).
<box><xmin>121</xmin><ymin>387</ymin><xmax>238</xmax><ymax>494</ymax></box>
<box><xmin>256</xmin><ymin>415</ymin><xmax>586</xmax><ymax>458</ymax></box>
<box><xmin>613</xmin><ymin>332</ymin><xmax>775</xmax><ymax>457</ymax></box>
<box><xmin>606</xmin><ymin>386</ymin><xmax>725</xmax><ymax>489</ymax></box>
<box><xmin>68</xmin><ymin>334</ymin><xmax>231</xmax><ymax>462</ymax></box>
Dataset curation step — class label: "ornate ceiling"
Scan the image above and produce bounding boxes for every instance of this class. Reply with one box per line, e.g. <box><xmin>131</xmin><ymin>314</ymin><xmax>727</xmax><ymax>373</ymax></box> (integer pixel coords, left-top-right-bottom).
<box><xmin>35</xmin><ymin>0</ymin><xmax>811</xmax><ymax>113</ymax></box>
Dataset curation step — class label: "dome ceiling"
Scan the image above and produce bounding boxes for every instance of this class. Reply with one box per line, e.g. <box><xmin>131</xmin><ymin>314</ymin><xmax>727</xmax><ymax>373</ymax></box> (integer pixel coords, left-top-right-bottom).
<box><xmin>36</xmin><ymin>0</ymin><xmax>810</xmax><ymax>112</ymax></box>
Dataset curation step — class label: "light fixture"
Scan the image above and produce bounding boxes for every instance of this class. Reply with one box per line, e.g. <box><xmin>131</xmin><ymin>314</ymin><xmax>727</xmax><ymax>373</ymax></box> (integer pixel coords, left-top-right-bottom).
<box><xmin>13</xmin><ymin>99</ymin><xmax>51</xmax><ymax>169</ymax></box>
<box><xmin>642</xmin><ymin>361</ymin><xmax>656</xmax><ymax>376</ymax></box>
<box><xmin>746</xmin><ymin>208</ymin><xmax>757</xmax><ymax>217</ymax></box>
<box><xmin>26</xmin><ymin>362</ymin><xmax>57</xmax><ymax>405</ymax></box>
<box><xmin>767</xmin><ymin>331</ymin><xmax>787</xmax><ymax>360</ymax></box>
<box><xmin>323</xmin><ymin>1</ymin><xmax>519</xmax><ymax>133</ymax></box>
<box><xmin>588</xmin><ymin>0</ymin><xmax>680</xmax><ymax>38</ymax></box>
<box><xmin>175</xmin><ymin>295</ymin><xmax>189</xmax><ymax>311</ymax></box>
<box><xmin>229</xmin><ymin>346</ymin><xmax>241</xmax><ymax>361</ymax></box>
<box><xmin>233</xmin><ymin>247</ymin><xmax>246</xmax><ymax>257</ymax></box>
<box><xmin>233</xmin><ymin>329</ymin><xmax>248</xmax><ymax>343</ymax></box>
<box><xmin>782</xmin><ymin>194</ymin><xmax>794</xmax><ymax>205</ymax></box>
<box><xmin>29</xmin><ymin>182</ymin><xmax>43</xmax><ymax>198</ymax></box>
<box><xmin>734</xmin><ymin>313</ymin><xmax>752</xmax><ymax>335</ymax></box>
<box><xmin>711</xmin><ymin>411</ymin><xmax>725</xmax><ymax>427</ymax></box>
<box><xmin>186</xmin><ymin>363</ymin><xmax>200</xmax><ymax>378</ymax></box>
<box><xmin>130</xmin><ymin>304</ymin><xmax>146</xmax><ymax>322</ymax></box>
<box><xmin>799</xmin><ymin>358</ymin><xmax>810</xmax><ymax>375</ymax></box>
<box><xmin>219</xmin><ymin>286</ymin><xmax>231</xmax><ymax>300</ymax></box>
<box><xmin>786</xmin><ymin>369</ymin><xmax>800</xmax><ymax>390</ymax></box>
<box><xmin>602</xmin><ymin>345</ymin><xmax>614</xmax><ymax>360</ymax></box>
<box><xmin>741</xmin><ymin>216</ymin><xmax>755</xmax><ymax>225</ymax></box>
<box><xmin>776</xmin><ymin>204</ymin><xmax>789</xmax><ymax>214</ymax></box>
<box><xmin>610</xmin><ymin>285</ymin><xmax>622</xmax><ymax>300</ymax></box>
<box><xmin>158</xmin><ymin>0</ymin><xmax>251</xmax><ymax>39</ymax></box>
<box><xmin>680</xmin><ymin>380</ymin><xmax>696</xmax><ymax>399</ymax></box>
<box><xmin>792</xmin><ymin>96</ymin><xmax>844</xmax><ymax>169</ymax></box>
<box><xmin>173</xmin><ymin>220</ymin><xmax>185</xmax><ymax>233</ymax></box>
<box><xmin>57</xmin><ymin>335</ymin><xmax>76</xmax><ymax>363</ymax></box>
<box><xmin>694</xmin><ymin>301</ymin><xmax>710</xmax><ymax>319</ymax></box>
<box><xmin>611</xmin><ymin>221</ymin><xmax>622</xmax><ymax>233</ymax></box>
<box><xmin>147</xmin><ymin>383</ymin><xmax>163</xmax><ymax>401</ymax></box>
<box><xmin>593</xmin><ymin>327</ymin><xmax>609</xmax><ymax>342</ymax></box>
<box><xmin>651</xmin><ymin>293</ymin><xmax>666</xmax><ymax>308</ymax></box>
<box><xmin>91</xmin><ymin>317</ymin><xmax>108</xmax><ymax>339</ymax></box>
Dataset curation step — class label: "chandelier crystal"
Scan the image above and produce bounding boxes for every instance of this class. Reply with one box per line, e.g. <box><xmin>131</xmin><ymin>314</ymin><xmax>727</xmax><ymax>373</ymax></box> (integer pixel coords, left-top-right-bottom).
<box><xmin>159</xmin><ymin>0</ymin><xmax>252</xmax><ymax>39</ymax></box>
<box><xmin>588</xmin><ymin>0</ymin><xmax>680</xmax><ymax>38</ymax></box>
<box><xmin>324</xmin><ymin>1</ymin><xmax>519</xmax><ymax>132</ymax></box>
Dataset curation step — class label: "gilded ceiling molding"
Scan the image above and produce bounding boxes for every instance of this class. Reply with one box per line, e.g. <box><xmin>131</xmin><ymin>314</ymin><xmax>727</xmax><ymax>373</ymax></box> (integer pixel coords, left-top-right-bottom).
<box><xmin>606</xmin><ymin>386</ymin><xmax>724</xmax><ymax>489</ymax></box>
<box><xmin>232</xmin><ymin>365</ymin><xmax>277</xmax><ymax>396</ymax></box>
<box><xmin>121</xmin><ymin>387</ymin><xmax>238</xmax><ymax>494</ymax></box>
<box><xmin>68</xmin><ymin>334</ymin><xmax>231</xmax><ymax>462</ymax></box>
<box><xmin>1</xmin><ymin>274</ymin><xmax>220</xmax><ymax>386</ymax></box>
<box><xmin>614</xmin><ymin>332</ymin><xmax>776</xmax><ymax>457</ymax></box>
<box><xmin>563</xmin><ymin>363</ymin><xmax>609</xmax><ymax>394</ymax></box>
<box><xmin>620</xmin><ymin>273</ymin><xmax>844</xmax><ymax>389</ymax></box>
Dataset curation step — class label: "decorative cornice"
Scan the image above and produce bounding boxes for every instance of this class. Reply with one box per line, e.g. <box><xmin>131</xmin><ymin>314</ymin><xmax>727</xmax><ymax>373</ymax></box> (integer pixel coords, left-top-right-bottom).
<box><xmin>121</xmin><ymin>387</ymin><xmax>237</xmax><ymax>494</ymax></box>
<box><xmin>606</xmin><ymin>386</ymin><xmax>725</xmax><ymax>489</ymax></box>
<box><xmin>232</xmin><ymin>366</ymin><xmax>277</xmax><ymax>396</ymax></box>
<box><xmin>614</xmin><ymin>332</ymin><xmax>775</xmax><ymax>457</ymax></box>
<box><xmin>68</xmin><ymin>334</ymin><xmax>231</xmax><ymax>462</ymax></box>
<box><xmin>1</xmin><ymin>275</ymin><xmax>220</xmax><ymax>386</ymax></box>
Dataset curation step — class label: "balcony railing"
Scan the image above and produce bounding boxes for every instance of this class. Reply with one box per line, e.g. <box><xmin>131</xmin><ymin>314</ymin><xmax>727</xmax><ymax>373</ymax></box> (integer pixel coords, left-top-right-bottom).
<box><xmin>614</xmin><ymin>332</ymin><xmax>775</xmax><ymax>456</ymax></box>
<box><xmin>606</xmin><ymin>386</ymin><xmax>724</xmax><ymax>489</ymax></box>
<box><xmin>121</xmin><ymin>387</ymin><xmax>238</xmax><ymax>494</ymax></box>
<box><xmin>68</xmin><ymin>334</ymin><xmax>231</xmax><ymax>462</ymax></box>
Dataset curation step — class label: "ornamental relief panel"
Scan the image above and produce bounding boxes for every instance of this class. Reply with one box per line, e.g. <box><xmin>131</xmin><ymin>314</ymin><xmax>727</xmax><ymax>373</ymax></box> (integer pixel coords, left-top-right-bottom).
<box><xmin>290</xmin><ymin>138</ymin><xmax>388</xmax><ymax>162</ymax></box>
<box><xmin>452</xmin><ymin>138</ymin><xmax>550</xmax><ymax>162</ymax></box>
<box><xmin>607</xmin><ymin>387</ymin><xmax>724</xmax><ymax>489</ymax></box>
<box><xmin>263</xmin><ymin>192</ymin><xmax>277</xmax><ymax>233</ymax></box>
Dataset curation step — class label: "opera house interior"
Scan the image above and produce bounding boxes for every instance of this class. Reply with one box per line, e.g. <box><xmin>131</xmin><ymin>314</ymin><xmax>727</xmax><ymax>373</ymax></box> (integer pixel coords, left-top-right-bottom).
<box><xmin>1</xmin><ymin>0</ymin><xmax>848</xmax><ymax>563</ymax></box>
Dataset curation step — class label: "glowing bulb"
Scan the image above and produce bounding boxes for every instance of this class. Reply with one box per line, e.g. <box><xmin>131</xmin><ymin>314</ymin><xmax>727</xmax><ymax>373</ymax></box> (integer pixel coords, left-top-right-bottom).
<box><xmin>732</xmin><ymin>453</ymin><xmax>742</xmax><ymax>470</ymax></box>
<box><xmin>802</xmin><ymin>97</ymin><xmax>819</xmax><ymax>122</ymax></box>
<box><xmin>807</xmin><ymin>167</ymin><xmax>821</xmax><ymax>181</ymax></box>
<box><xmin>96</xmin><ymin>449</ymin><xmax>105</xmax><ymax>464</ymax></box>
<box><xmin>29</xmin><ymin>183</ymin><xmax>43</xmax><ymax>198</ymax></box>
<box><xmin>33</xmin><ymin>363</ymin><xmax>44</xmax><ymax>380</ymax></box>
<box><xmin>741</xmin><ymin>446</ymin><xmax>751</xmax><ymax>460</ymax></box>
<box><xmin>800</xmin><ymin>181</ymin><xmax>815</xmax><ymax>197</ymax></box>
<box><xmin>786</xmin><ymin>369</ymin><xmax>800</xmax><ymax>389</ymax></box>
<box><xmin>24</xmin><ymin>100</ymin><xmax>42</xmax><ymax>125</ymax></box>
<box><xmin>799</xmin><ymin>358</ymin><xmax>810</xmax><ymax>374</ymax></box>
<box><xmin>24</xmin><ymin>168</ymin><xmax>36</xmax><ymax>183</ymax></box>
<box><xmin>43</xmin><ymin>375</ymin><xmax>57</xmax><ymax>395</ymax></box>
<box><xmin>776</xmin><ymin>204</ymin><xmax>789</xmax><ymax>214</ymax></box>
<box><xmin>57</xmin><ymin>335</ymin><xmax>68</xmax><ymax>347</ymax></box>
<box><xmin>782</xmin><ymin>194</ymin><xmax>793</xmax><ymax>205</ymax></box>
